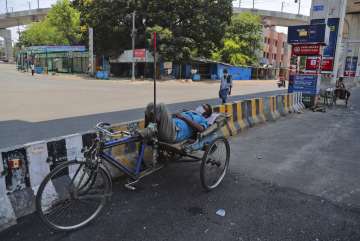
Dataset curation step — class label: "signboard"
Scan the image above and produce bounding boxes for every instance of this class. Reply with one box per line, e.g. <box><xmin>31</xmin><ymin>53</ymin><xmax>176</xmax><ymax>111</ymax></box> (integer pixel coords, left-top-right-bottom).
<box><xmin>290</xmin><ymin>74</ymin><xmax>320</xmax><ymax>95</ymax></box>
<box><xmin>310</xmin><ymin>0</ymin><xmax>344</xmax><ymax>19</ymax></box>
<box><xmin>311</xmin><ymin>18</ymin><xmax>339</xmax><ymax>58</ymax></box>
<box><xmin>305</xmin><ymin>56</ymin><xmax>334</xmax><ymax>72</ymax></box>
<box><xmin>305</xmin><ymin>57</ymin><xmax>321</xmax><ymax>71</ymax></box>
<box><xmin>288</xmin><ymin>24</ymin><xmax>327</xmax><ymax>44</ymax></box>
<box><xmin>133</xmin><ymin>49</ymin><xmax>146</xmax><ymax>60</ymax></box>
<box><xmin>292</xmin><ymin>44</ymin><xmax>321</xmax><ymax>56</ymax></box>
<box><xmin>27</xmin><ymin>45</ymin><xmax>86</xmax><ymax>53</ymax></box>
<box><xmin>344</xmin><ymin>56</ymin><xmax>358</xmax><ymax>77</ymax></box>
<box><xmin>321</xmin><ymin>57</ymin><xmax>334</xmax><ymax>72</ymax></box>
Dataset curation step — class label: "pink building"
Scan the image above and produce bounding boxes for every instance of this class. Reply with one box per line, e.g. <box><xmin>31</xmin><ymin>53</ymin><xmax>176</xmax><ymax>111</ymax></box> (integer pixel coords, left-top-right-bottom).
<box><xmin>261</xmin><ymin>28</ymin><xmax>291</xmax><ymax>68</ymax></box>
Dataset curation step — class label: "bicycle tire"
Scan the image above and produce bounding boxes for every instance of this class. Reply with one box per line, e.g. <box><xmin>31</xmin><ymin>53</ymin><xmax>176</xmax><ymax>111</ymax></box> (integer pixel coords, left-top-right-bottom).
<box><xmin>200</xmin><ymin>137</ymin><xmax>230</xmax><ymax>191</ymax></box>
<box><xmin>36</xmin><ymin>160</ymin><xmax>112</xmax><ymax>231</ymax></box>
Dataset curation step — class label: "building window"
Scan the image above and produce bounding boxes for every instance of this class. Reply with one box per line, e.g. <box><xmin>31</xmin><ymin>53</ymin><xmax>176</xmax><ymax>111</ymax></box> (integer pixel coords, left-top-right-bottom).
<box><xmin>274</xmin><ymin>54</ymin><xmax>277</xmax><ymax>60</ymax></box>
<box><xmin>282</xmin><ymin>42</ymin><xmax>285</xmax><ymax>47</ymax></box>
<box><xmin>263</xmin><ymin>52</ymin><xmax>266</xmax><ymax>58</ymax></box>
<box><xmin>281</xmin><ymin>55</ymin><xmax>284</xmax><ymax>61</ymax></box>
<box><xmin>268</xmin><ymin>38</ymin><xmax>270</xmax><ymax>44</ymax></box>
<box><xmin>264</xmin><ymin>37</ymin><xmax>267</xmax><ymax>43</ymax></box>
<box><xmin>266</xmin><ymin>53</ymin><xmax>270</xmax><ymax>58</ymax></box>
<box><xmin>275</xmin><ymin>40</ymin><xmax>278</xmax><ymax>47</ymax></box>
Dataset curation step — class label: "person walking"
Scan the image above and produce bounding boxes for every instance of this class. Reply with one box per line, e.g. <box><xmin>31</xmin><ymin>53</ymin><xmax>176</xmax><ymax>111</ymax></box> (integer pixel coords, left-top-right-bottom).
<box><xmin>31</xmin><ymin>62</ymin><xmax>35</xmax><ymax>76</ymax></box>
<box><xmin>219</xmin><ymin>68</ymin><xmax>232</xmax><ymax>104</ymax></box>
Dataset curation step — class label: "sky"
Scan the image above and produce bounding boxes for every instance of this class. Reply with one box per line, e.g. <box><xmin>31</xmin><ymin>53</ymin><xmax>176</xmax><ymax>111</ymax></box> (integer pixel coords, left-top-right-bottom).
<box><xmin>0</xmin><ymin>0</ymin><xmax>313</xmax><ymax>42</ymax></box>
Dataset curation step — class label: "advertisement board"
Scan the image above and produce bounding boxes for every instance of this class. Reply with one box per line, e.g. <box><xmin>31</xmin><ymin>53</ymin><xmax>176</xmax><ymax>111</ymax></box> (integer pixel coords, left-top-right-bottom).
<box><xmin>133</xmin><ymin>49</ymin><xmax>146</xmax><ymax>59</ymax></box>
<box><xmin>288</xmin><ymin>24</ymin><xmax>327</xmax><ymax>45</ymax></box>
<box><xmin>305</xmin><ymin>57</ymin><xmax>321</xmax><ymax>71</ymax></box>
<box><xmin>289</xmin><ymin>74</ymin><xmax>320</xmax><ymax>95</ymax></box>
<box><xmin>321</xmin><ymin>57</ymin><xmax>334</xmax><ymax>72</ymax></box>
<box><xmin>311</xmin><ymin>18</ymin><xmax>339</xmax><ymax>58</ymax></box>
<box><xmin>292</xmin><ymin>44</ymin><xmax>321</xmax><ymax>56</ymax></box>
<box><xmin>344</xmin><ymin>56</ymin><xmax>358</xmax><ymax>77</ymax></box>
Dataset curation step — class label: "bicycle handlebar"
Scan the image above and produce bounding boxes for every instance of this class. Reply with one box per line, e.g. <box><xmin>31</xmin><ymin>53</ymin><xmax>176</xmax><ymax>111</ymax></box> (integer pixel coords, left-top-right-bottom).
<box><xmin>95</xmin><ymin>122</ymin><xmax>131</xmax><ymax>137</ymax></box>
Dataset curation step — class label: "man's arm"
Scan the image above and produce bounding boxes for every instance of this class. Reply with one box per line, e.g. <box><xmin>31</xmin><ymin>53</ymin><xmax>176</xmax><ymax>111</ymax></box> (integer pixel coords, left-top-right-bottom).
<box><xmin>174</xmin><ymin>114</ymin><xmax>205</xmax><ymax>132</ymax></box>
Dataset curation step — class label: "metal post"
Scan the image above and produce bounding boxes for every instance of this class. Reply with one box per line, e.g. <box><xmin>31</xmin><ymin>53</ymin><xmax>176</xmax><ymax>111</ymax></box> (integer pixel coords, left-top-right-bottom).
<box><xmin>37</xmin><ymin>0</ymin><xmax>40</xmax><ymax>9</ymax></box>
<box><xmin>239</xmin><ymin>0</ymin><xmax>241</xmax><ymax>8</ymax></box>
<box><xmin>297</xmin><ymin>0</ymin><xmax>301</xmax><ymax>15</ymax></box>
<box><xmin>253</xmin><ymin>0</ymin><xmax>255</xmax><ymax>8</ymax></box>
<box><xmin>28</xmin><ymin>1</ymin><xmax>31</xmax><ymax>10</ymax></box>
<box><xmin>281</xmin><ymin>1</ymin><xmax>284</xmax><ymax>12</ymax></box>
<box><xmin>131</xmin><ymin>11</ymin><xmax>136</xmax><ymax>81</ymax></box>
<box><xmin>89</xmin><ymin>27</ymin><xmax>94</xmax><ymax>76</ymax></box>
<box><xmin>5</xmin><ymin>0</ymin><xmax>8</xmax><ymax>13</ymax></box>
<box><xmin>153</xmin><ymin>32</ymin><xmax>157</xmax><ymax>118</ymax></box>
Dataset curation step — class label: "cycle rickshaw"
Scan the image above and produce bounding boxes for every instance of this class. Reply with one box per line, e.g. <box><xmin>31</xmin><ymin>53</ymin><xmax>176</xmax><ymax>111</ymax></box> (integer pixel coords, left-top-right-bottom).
<box><xmin>36</xmin><ymin>34</ymin><xmax>230</xmax><ymax>231</ymax></box>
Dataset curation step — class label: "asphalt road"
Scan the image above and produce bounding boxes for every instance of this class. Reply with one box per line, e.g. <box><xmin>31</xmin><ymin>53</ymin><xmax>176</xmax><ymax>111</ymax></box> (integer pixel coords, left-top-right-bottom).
<box><xmin>0</xmin><ymin>90</ymin><xmax>285</xmax><ymax>149</ymax></box>
<box><xmin>1</xmin><ymin>88</ymin><xmax>360</xmax><ymax>241</ymax></box>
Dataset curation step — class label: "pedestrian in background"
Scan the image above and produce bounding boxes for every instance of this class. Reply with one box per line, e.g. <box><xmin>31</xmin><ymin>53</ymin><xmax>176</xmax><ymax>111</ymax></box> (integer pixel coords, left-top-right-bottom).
<box><xmin>31</xmin><ymin>62</ymin><xmax>35</xmax><ymax>76</ymax></box>
<box><xmin>219</xmin><ymin>68</ymin><xmax>232</xmax><ymax>104</ymax></box>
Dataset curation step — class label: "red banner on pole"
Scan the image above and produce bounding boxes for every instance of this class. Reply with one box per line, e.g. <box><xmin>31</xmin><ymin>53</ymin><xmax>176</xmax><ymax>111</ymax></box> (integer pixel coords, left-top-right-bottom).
<box><xmin>292</xmin><ymin>44</ymin><xmax>321</xmax><ymax>56</ymax></box>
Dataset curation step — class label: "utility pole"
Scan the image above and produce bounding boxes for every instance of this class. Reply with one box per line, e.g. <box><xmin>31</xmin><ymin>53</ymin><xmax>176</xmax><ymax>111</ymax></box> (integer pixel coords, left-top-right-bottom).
<box><xmin>295</xmin><ymin>0</ymin><xmax>301</xmax><ymax>14</ymax></box>
<box><xmin>239</xmin><ymin>0</ymin><xmax>241</xmax><ymax>8</ymax></box>
<box><xmin>253</xmin><ymin>0</ymin><xmax>255</xmax><ymax>9</ymax></box>
<box><xmin>281</xmin><ymin>1</ymin><xmax>285</xmax><ymax>12</ymax></box>
<box><xmin>131</xmin><ymin>11</ymin><xmax>136</xmax><ymax>81</ymax></box>
<box><xmin>89</xmin><ymin>27</ymin><xmax>94</xmax><ymax>76</ymax></box>
<box><xmin>5</xmin><ymin>0</ymin><xmax>8</xmax><ymax>13</ymax></box>
<box><xmin>37</xmin><ymin>0</ymin><xmax>40</xmax><ymax>9</ymax></box>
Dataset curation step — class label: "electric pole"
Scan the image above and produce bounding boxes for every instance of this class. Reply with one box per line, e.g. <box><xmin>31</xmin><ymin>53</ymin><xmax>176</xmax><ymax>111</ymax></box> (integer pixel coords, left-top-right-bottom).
<box><xmin>281</xmin><ymin>1</ymin><xmax>284</xmax><ymax>12</ymax></box>
<box><xmin>239</xmin><ymin>0</ymin><xmax>241</xmax><ymax>8</ymax></box>
<box><xmin>131</xmin><ymin>11</ymin><xmax>136</xmax><ymax>81</ymax></box>
<box><xmin>253</xmin><ymin>0</ymin><xmax>255</xmax><ymax>9</ymax></box>
<box><xmin>295</xmin><ymin>0</ymin><xmax>301</xmax><ymax>14</ymax></box>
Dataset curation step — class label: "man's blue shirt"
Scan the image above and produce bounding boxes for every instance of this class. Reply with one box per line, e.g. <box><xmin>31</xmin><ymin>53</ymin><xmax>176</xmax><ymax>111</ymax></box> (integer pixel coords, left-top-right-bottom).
<box><xmin>173</xmin><ymin>111</ymin><xmax>209</xmax><ymax>142</ymax></box>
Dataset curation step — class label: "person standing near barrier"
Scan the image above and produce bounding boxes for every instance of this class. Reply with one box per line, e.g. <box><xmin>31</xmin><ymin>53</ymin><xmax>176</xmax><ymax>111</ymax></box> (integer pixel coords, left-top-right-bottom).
<box><xmin>219</xmin><ymin>68</ymin><xmax>233</xmax><ymax>104</ymax></box>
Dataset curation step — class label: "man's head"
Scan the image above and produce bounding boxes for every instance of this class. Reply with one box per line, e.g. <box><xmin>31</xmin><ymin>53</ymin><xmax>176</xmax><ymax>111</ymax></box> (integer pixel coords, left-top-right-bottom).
<box><xmin>339</xmin><ymin>77</ymin><xmax>344</xmax><ymax>82</ymax></box>
<box><xmin>223</xmin><ymin>68</ymin><xmax>228</xmax><ymax>76</ymax></box>
<box><xmin>195</xmin><ymin>104</ymin><xmax>212</xmax><ymax>118</ymax></box>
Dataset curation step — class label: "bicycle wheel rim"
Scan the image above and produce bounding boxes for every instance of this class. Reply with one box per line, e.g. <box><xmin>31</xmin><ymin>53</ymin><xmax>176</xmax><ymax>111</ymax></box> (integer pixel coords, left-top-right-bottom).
<box><xmin>201</xmin><ymin>138</ymin><xmax>230</xmax><ymax>190</ymax></box>
<box><xmin>36</xmin><ymin>161</ymin><xmax>110</xmax><ymax>231</ymax></box>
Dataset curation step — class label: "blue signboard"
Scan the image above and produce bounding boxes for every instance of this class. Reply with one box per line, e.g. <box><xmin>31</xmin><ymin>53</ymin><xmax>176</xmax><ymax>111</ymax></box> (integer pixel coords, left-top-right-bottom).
<box><xmin>288</xmin><ymin>24</ymin><xmax>327</xmax><ymax>44</ymax></box>
<box><xmin>27</xmin><ymin>45</ymin><xmax>86</xmax><ymax>53</ymax></box>
<box><xmin>289</xmin><ymin>75</ymin><xmax>320</xmax><ymax>95</ymax></box>
<box><xmin>311</xmin><ymin>18</ymin><xmax>339</xmax><ymax>57</ymax></box>
<box><xmin>313</xmin><ymin>5</ymin><xmax>324</xmax><ymax>11</ymax></box>
<box><xmin>352</xmin><ymin>57</ymin><xmax>358</xmax><ymax>71</ymax></box>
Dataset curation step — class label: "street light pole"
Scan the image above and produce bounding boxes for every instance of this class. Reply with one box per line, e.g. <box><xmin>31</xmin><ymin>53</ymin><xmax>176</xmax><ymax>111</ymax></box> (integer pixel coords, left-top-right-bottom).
<box><xmin>253</xmin><ymin>0</ymin><xmax>255</xmax><ymax>9</ymax></box>
<box><xmin>131</xmin><ymin>11</ymin><xmax>136</xmax><ymax>81</ymax></box>
<box><xmin>281</xmin><ymin>1</ymin><xmax>285</xmax><ymax>12</ymax></box>
<box><xmin>5</xmin><ymin>0</ymin><xmax>8</xmax><ymax>13</ymax></box>
<box><xmin>295</xmin><ymin>0</ymin><xmax>301</xmax><ymax>14</ymax></box>
<box><xmin>37</xmin><ymin>0</ymin><xmax>40</xmax><ymax>9</ymax></box>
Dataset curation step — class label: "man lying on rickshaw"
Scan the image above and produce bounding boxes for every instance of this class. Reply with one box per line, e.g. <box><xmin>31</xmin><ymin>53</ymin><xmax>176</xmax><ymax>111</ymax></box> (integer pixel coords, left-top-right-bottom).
<box><xmin>141</xmin><ymin>103</ymin><xmax>213</xmax><ymax>143</ymax></box>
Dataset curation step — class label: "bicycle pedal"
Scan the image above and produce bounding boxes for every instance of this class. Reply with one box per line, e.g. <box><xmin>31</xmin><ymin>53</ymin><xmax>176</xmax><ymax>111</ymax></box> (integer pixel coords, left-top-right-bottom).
<box><xmin>124</xmin><ymin>179</ymin><xmax>140</xmax><ymax>191</ymax></box>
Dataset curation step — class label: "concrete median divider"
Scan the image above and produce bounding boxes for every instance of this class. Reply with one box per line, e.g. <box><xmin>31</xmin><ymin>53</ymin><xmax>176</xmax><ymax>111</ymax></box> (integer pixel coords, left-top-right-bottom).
<box><xmin>0</xmin><ymin>93</ymin><xmax>305</xmax><ymax>231</ymax></box>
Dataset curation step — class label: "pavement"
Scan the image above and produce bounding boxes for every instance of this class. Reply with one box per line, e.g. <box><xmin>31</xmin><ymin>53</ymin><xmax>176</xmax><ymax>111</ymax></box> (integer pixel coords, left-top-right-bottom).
<box><xmin>1</xmin><ymin>87</ymin><xmax>360</xmax><ymax>240</ymax></box>
<box><xmin>0</xmin><ymin>63</ymin><xmax>284</xmax><ymax>148</ymax></box>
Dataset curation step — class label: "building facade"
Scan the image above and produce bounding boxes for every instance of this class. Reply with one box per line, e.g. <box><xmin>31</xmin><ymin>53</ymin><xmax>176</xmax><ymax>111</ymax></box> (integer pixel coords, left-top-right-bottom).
<box><xmin>261</xmin><ymin>28</ymin><xmax>291</xmax><ymax>68</ymax></box>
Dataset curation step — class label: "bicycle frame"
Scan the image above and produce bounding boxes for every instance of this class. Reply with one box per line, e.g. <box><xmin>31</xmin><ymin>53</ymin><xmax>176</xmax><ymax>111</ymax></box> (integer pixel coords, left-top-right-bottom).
<box><xmin>98</xmin><ymin>135</ymin><xmax>146</xmax><ymax>180</ymax></box>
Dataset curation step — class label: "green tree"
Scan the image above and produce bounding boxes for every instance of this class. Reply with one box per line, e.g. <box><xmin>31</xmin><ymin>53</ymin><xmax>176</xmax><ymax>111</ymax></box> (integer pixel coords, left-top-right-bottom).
<box><xmin>212</xmin><ymin>12</ymin><xmax>263</xmax><ymax>66</ymax></box>
<box><xmin>73</xmin><ymin>0</ymin><xmax>233</xmax><ymax>61</ymax></box>
<box><xmin>18</xmin><ymin>0</ymin><xmax>81</xmax><ymax>47</ymax></box>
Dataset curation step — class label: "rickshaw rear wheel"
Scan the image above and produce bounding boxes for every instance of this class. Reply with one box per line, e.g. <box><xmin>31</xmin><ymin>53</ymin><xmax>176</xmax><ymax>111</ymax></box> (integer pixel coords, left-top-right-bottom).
<box><xmin>200</xmin><ymin>137</ymin><xmax>230</xmax><ymax>191</ymax></box>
